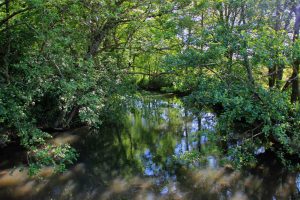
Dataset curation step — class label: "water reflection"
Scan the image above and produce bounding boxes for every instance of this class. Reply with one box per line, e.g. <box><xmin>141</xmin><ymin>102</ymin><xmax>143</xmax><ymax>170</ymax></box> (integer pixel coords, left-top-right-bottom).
<box><xmin>297</xmin><ymin>174</ymin><xmax>300</xmax><ymax>192</ymax></box>
<box><xmin>0</xmin><ymin>93</ymin><xmax>299</xmax><ymax>200</ymax></box>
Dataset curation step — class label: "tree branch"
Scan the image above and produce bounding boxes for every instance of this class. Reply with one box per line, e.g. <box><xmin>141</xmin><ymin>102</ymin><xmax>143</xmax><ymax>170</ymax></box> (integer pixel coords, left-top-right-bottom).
<box><xmin>0</xmin><ymin>7</ymin><xmax>32</xmax><ymax>28</ymax></box>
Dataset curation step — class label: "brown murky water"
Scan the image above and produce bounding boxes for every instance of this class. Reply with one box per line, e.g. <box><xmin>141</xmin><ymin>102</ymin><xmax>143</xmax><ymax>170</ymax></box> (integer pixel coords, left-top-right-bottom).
<box><xmin>0</xmin><ymin>94</ymin><xmax>299</xmax><ymax>200</ymax></box>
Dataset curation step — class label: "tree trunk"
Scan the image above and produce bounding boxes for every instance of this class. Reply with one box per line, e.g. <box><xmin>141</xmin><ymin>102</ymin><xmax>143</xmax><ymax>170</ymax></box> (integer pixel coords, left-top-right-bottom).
<box><xmin>268</xmin><ymin>66</ymin><xmax>276</xmax><ymax>89</ymax></box>
<box><xmin>3</xmin><ymin>0</ymin><xmax>10</xmax><ymax>84</ymax></box>
<box><xmin>291</xmin><ymin>5</ymin><xmax>300</xmax><ymax>103</ymax></box>
<box><xmin>276</xmin><ymin>64</ymin><xmax>284</xmax><ymax>89</ymax></box>
<box><xmin>242</xmin><ymin>41</ymin><xmax>255</xmax><ymax>86</ymax></box>
<box><xmin>85</xmin><ymin>20</ymin><xmax>117</xmax><ymax>59</ymax></box>
<box><xmin>291</xmin><ymin>63</ymin><xmax>299</xmax><ymax>102</ymax></box>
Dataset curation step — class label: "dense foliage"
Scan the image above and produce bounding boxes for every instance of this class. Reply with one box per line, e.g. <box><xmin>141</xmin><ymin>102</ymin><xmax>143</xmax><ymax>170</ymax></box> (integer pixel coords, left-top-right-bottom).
<box><xmin>1</xmin><ymin>0</ymin><xmax>300</xmax><ymax>173</ymax></box>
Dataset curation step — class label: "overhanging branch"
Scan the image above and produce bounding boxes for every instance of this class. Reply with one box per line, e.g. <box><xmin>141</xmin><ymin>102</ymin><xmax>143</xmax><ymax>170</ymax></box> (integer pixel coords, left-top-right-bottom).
<box><xmin>0</xmin><ymin>7</ymin><xmax>32</xmax><ymax>28</ymax></box>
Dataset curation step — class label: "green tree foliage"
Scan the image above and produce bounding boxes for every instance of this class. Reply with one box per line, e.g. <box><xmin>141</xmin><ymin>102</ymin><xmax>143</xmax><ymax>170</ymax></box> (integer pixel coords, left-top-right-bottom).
<box><xmin>1</xmin><ymin>0</ymin><xmax>300</xmax><ymax>173</ymax></box>
<box><xmin>180</xmin><ymin>0</ymin><xmax>300</xmax><ymax>169</ymax></box>
<box><xmin>0</xmin><ymin>0</ymin><xmax>192</xmax><ymax>173</ymax></box>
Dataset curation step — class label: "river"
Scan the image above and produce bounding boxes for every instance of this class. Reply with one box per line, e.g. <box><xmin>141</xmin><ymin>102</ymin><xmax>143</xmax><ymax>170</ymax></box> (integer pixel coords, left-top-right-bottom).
<box><xmin>0</xmin><ymin>93</ymin><xmax>299</xmax><ymax>200</ymax></box>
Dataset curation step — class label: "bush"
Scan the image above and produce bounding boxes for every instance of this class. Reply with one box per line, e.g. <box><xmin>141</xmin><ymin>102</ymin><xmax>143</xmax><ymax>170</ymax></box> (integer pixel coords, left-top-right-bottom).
<box><xmin>186</xmin><ymin>79</ymin><xmax>300</xmax><ymax>170</ymax></box>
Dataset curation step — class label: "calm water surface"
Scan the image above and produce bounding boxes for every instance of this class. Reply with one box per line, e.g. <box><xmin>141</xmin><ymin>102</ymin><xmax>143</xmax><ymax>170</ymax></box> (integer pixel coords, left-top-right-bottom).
<box><xmin>0</xmin><ymin>93</ymin><xmax>299</xmax><ymax>200</ymax></box>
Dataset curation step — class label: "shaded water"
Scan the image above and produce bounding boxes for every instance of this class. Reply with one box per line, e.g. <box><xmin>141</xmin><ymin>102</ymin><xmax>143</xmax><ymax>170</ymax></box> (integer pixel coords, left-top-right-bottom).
<box><xmin>0</xmin><ymin>93</ymin><xmax>299</xmax><ymax>200</ymax></box>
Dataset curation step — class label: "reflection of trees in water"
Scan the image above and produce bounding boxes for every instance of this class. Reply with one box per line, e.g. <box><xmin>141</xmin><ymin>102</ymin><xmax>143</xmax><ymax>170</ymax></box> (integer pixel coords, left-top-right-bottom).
<box><xmin>0</xmin><ymin>94</ymin><xmax>299</xmax><ymax>200</ymax></box>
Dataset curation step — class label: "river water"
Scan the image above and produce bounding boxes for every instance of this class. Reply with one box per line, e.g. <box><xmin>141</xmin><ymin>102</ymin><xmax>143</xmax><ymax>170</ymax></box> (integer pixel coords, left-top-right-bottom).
<box><xmin>0</xmin><ymin>93</ymin><xmax>299</xmax><ymax>200</ymax></box>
